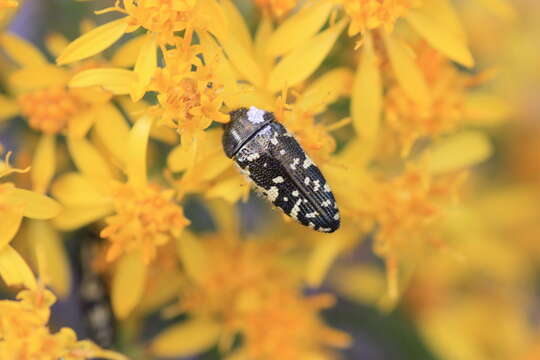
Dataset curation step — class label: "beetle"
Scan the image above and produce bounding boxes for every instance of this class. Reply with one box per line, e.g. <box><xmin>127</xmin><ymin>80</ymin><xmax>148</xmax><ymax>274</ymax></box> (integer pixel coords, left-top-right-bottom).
<box><xmin>222</xmin><ymin>106</ymin><xmax>340</xmax><ymax>233</ymax></box>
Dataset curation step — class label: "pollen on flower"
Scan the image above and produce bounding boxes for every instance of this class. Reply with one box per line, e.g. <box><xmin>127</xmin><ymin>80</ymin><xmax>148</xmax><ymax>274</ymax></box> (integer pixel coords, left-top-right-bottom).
<box><xmin>101</xmin><ymin>182</ymin><xmax>190</xmax><ymax>264</ymax></box>
<box><xmin>153</xmin><ymin>67</ymin><xmax>228</xmax><ymax>139</ymax></box>
<box><xmin>0</xmin><ymin>287</ymin><xmax>124</xmax><ymax>360</ymax></box>
<box><xmin>366</xmin><ymin>165</ymin><xmax>467</xmax><ymax>296</ymax></box>
<box><xmin>384</xmin><ymin>45</ymin><xmax>471</xmax><ymax>155</ymax></box>
<box><xmin>18</xmin><ymin>86</ymin><xmax>83</xmax><ymax>134</ymax></box>
<box><xmin>178</xmin><ymin>238</ymin><xmax>350</xmax><ymax>359</ymax></box>
<box><xmin>101</xmin><ymin>0</ymin><xmax>198</xmax><ymax>45</ymax></box>
<box><xmin>343</xmin><ymin>0</ymin><xmax>422</xmax><ymax>36</ymax></box>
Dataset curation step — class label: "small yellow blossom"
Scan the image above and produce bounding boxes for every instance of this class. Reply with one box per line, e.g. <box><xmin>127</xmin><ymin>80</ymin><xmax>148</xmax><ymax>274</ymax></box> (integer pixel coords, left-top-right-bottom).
<box><xmin>151</xmin><ymin>231</ymin><xmax>350</xmax><ymax>359</ymax></box>
<box><xmin>0</xmin><ymin>287</ymin><xmax>126</xmax><ymax>360</ymax></box>
<box><xmin>342</xmin><ymin>0</ymin><xmax>422</xmax><ymax>35</ymax></box>
<box><xmin>0</xmin><ymin>32</ymin><xmax>112</xmax><ymax>192</ymax></box>
<box><xmin>101</xmin><ymin>182</ymin><xmax>188</xmax><ymax>263</ymax></box>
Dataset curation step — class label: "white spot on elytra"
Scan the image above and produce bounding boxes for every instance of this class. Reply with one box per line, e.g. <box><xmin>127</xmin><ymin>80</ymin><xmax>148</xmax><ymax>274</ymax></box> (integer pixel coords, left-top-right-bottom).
<box><xmin>321</xmin><ymin>200</ymin><xmax>332</xmax><ymax>207</ymax></box>
<box><xmin>304</xmin><ymin>177</ymin><xmax>310</xmax><ymax>185</ymax></box>
<box><xmin>306</xmin><ymin>211</ymin><xmax>319</xmax><ymax>218</ymax></box>
<box><xmin>246</xmin><ymin>152</ymin><xmax>260</xmax><ymax>161</ymax></box>
<box><xmin>279</xmin><ymin>149</ymin><xmax>286</xmax><ymax>155</ymax></box>
<box><xmin>247</xmin><ymin>106</ymin><xmax>266</xmax><ymax>124</ymax></box>
<box><xmin>303</xmin><ymin>157</ymin><xmax>313</xmax><ymax>169</ymax></box>
<box><xmin>290</xmin><ymin>158</ymin><xmax>300</xmax><ymax>170</ymax></box>
<box><xmin>333</xmin><ymin>213</ymin><xmax>340</xmax><ymax>220</ymax></box>
<box><xmin>263</xmin><ymin>163</ymin><xmax>267</xmax><ymax>167</ymax></box>
<box><xmin>266</xmin><ymin>186</ymin><xmax>279</xmax><ymax>202</ymax></box>
<box><xmin>320</xmin><ymin>227</ymin><xmax>331</xmax><ymax>232</ymax></box>
<box><xmin>324</xmin><ymin>184</ymin><xmax>331</xmax><ymax>192</ymax></box>
<box><xmin>270</xmin><ymin>132</ymin><xmax>279</xmax><ymax>145</ymax></box>
<box><xmin>292</xmin><ymin>190</ymin><xmax>299</xmax><ymax>197</ymax></box>
<box><xmin>272</xmin><ymin>176</ymin><xmax>285</xmax><ymax>183</ymax></box>
<box><xmin>284</xmin><ymin>197</ymin><xmax>288</xmax><ymax>202</ymax></box>
<box><xmin>308</xmin><ymin>222</ymin><xmax>315</xmax><ymax>229</ymax></box>
<box><xmin>313</xmin><ymin>179</ymin><xmax>321</xmax><ymax>191</ymax></box>
<box><xmin>290</xmin><ymin>199</ymin><xmax>302</xmax><ymax>220</ymax></box>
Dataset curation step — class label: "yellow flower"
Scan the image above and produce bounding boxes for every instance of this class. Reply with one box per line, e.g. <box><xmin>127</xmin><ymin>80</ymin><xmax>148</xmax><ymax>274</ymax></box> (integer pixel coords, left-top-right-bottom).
<box><xmin>0</xmin><ymin>32</ymin><xmax>113</xmax><ymax>193</ymax></box>
<box><xmin>342</xmin><ymin>0</ymin><xmax>423</xmax><ymax>35</ymax></box>
<box><xmin>324</xmin><ymin>131</ymin><xmax>493</xmax><ymax>300</ymax></box>
<box><xmin>51</xmin><ymin>116</ymin><xmax>189</xmax><ymax>317</ymax></box>
<box><xmin>0</xmin><ymin>286</ymin><xmax>126</xmax><ymax>360</ymax></box>
<box><xmin>56</xmin><ymin>0</ymin><xmax>227</xmax><ymax>65</ymax></box>
<box><xmin>0</xmin><ymin>150</ymin><xmax>61</xmax><ymax>290</ymax></box>
<box><xmin>150</xmin><ymin>228</ymin><xmax>350</xmax><ymax>359</ymax></box>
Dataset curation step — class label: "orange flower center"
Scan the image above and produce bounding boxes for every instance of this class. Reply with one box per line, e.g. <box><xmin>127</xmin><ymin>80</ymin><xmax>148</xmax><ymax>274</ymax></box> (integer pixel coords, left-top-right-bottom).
<box><xmin>101</xmin><ymin>182</ymin><xmax>189</xmax><ymax>263</ymax></box>
<box><xmin>343</xmin><ymin>0</ymin><xmax>422</xmax><ymax>35</ymax></box>
<box><xmin>123</xmin><ymin>0</ymin><xmax>197</xmax><ymax>44</ymax></box>
<box><xmin>384</xmin><ymin>46</ymin><xmax>467</xmax><ymax>154</ymax></box>
<box><xmin>18</xmin><ymin>86</ymin><xmax>83</xmax><ymax>135</ymax></box>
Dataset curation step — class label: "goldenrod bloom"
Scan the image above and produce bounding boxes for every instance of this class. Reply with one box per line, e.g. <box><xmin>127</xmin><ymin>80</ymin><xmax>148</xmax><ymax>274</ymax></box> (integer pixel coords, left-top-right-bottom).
<box><xmin>51</xmin><ymin>116</ymin><xmax>189</xmax><ymax>317</ymax></box>
<box><xmin>0</xmin><ymin>285</ymin><xmax>126</xmax><ymax>360</ymax></box>
<box><xmin>150</xmin><ymin>227</ymin><xmax>350</xmax><ymax>359</ymax></box>
<box><xmin>0</xmin><ymin>32</ymin><xmax>113</xmax><ymax>193</ymax></box>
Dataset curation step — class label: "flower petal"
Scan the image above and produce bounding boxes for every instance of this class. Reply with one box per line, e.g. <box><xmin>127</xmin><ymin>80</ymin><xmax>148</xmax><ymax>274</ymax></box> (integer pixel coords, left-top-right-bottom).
<box><xmin>28</xmin><ymin>220</ymin><xmax>70</xmax><ymax>298</ymax></box>
<box><xmin>69</xmin><ymin>68</ymin><xmax>137</xmax><ymax>95</ymax></box>
<box><xmin>67</xmin><ymin>109</ymin><xmax>96</xmax><ymax>138</ymax></box>
<box><xmin>45</xmin><ymin>33</ymin><xmax>69</xmax><ymax>58</ymax></box>
<box><xmin>112</xmin><ymin>251</ymin><xmax>147</xmax><ymax>319</ymax></box>
<box><xmin>0</xmin><ymin>206</ymin><xmax>23</xmax><ymax>249</ymax></box>
<box><xmin>53</xmin><ymin>204</ymin><xmax>113</xmax><ymax>231</ymax></box>
<box><xmin>132</xmin><ymin>33</ymin><xmax>157</xmax><ymax>101</ymax></box>
<box><xmin>406</xmin><ymin>0</ymin><xmax>474</xmax><ymax>67</ymax></box>
<box><xmin>9</xmin><ymin>65</ymin><xmax>69</xmax><ymax>93</ymax></box>
<box><xmin>150</xmin><ymin>317</ymin><xmax>221</xmax><ymax>357</ymax></box>
<box><xmin>3</xmin><ymin>188</ymin><xmax>61</xmax><ymax>219</ymax></box>
<box><xmin>382</xmin><ymin>33</ymin><xmax>431</xmax><ymax>106</ymax></box>
<box><xmin>51</xmin><ymin>172</ymin><xmax>110</xmax><ymax>208</ymax></box>
<box><xmin>196</xmin><ymin>0</ymin><xmax>229</xmax><ymax>42</ymax></box>
<box><xmin>267</xmin><ymin>19</ymin><xmax>346</xmax><ymax>92</ymax></box>
<box><xmin>425</xmin><ymin>131</ymin><xmax>493</xmax><ymax>174</ymax></box>
<box><xmin>254</xmin><ymin>13</ymin><xmax>274</xmax><ymax>74</ymax></box>
<box><xmin>219</xmin><ymin>0</ymin><xmax>251</xmax><ymax>50</ymax></box>
<box><xmin>475</xmin><ymin>0</ymin><xmax>516</xmax><ymax>21</ymax></box>
<box><xmin>57</xmin><ymin>18</ymin><xmax>128</xmax><ymax>65</ymax></box>
<box><xmin>351</xmin><ymin>34</ymin><xmax>382</xmax><ymax>147</ymax></box>
<box><xmin>94</xmin><ymin>103</ymin><xmax>130</xmax><ymax>166</ymax></box>
<box><xmin>464</xmin><ymin>92</ymin><xmax>510</xmax><ymax>126</ymax></box>
<box><xmin>0</xmin><ymin>245</ymin><xmax>36</xmax><ymax>290</ymax></box>
<box><xmin>296</xmin><ymin>67</ymin><xmax>353</xmax><ymax>113</ymax></box>
<box><xmin>177</xmin><ymin>231</ymin><xmax>208</xmax><ymax>284</ymax></box>
<box><xmin>126</xmin><ymin>116</ymin><xmax>152</xmax><ymax>187</ymax></box>
<box><xmin>0</xmin><ymin>32</ymin><xmax>47</xmax><ymax>67</ymax></box>
<box><xmin>31</xmin><ymin>134</ymin><xmax>56</xmax><ymax>194</ymax></box>
<box><xmin>221</xmin><ymin>35</ymin><xmax>264</xmax><ymax>88</ymax></box>
<box><xmin>111</xmin><ymin>35</ymin><xmax>146</xmax><ymax>68</ymax></box>
<box><xmin>67</xmin><ymin>136</ymin><xmax>114</xmax><ymax>185</ymax></box>
<box><xmin>266</xmin><ymin>0</ymin><xmax>333</xmax><ymax>57</ymax></box>
<box><xmin>305</xmin><ymin>235</ymin><xmax>348</xmax><ymax>287</ymax></box>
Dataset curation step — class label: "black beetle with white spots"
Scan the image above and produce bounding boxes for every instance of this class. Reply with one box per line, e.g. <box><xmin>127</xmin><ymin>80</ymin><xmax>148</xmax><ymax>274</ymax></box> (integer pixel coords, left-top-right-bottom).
<box><xmin>223</xmin><ymin>106</ymin><xmax>340</xmax><ymax>233</ymax></box>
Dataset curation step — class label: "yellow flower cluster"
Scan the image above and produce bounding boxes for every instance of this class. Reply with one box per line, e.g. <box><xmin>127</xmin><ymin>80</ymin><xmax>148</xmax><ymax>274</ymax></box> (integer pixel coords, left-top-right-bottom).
<box><xmin>1</xmin><ymin>0</ymin><xmax>534</xmax><ymax>359</ymax></box>
<box><xmin>0</xmin><ymin>287</ymin><xmax>125</xmax><ymax>360</ymax></box>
